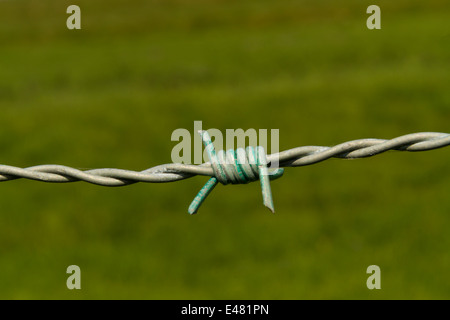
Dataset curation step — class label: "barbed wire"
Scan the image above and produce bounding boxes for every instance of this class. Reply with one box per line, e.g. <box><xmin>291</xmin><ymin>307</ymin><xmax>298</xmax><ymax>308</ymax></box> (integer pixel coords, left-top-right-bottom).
<box><xmin>1</xmin><ymin>131</ymin><xmax>449</xmax><ymax>213</ymax></box>
<box><xmin>1</xmin><ymin>132</ymin><xmax>448</xmax><ymax>186</ymax></box>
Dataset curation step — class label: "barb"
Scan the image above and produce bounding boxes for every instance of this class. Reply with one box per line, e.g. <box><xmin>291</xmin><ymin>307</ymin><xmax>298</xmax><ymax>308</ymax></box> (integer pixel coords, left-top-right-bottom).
<box><xmin>187</xmin><ymin>130</ymin><xmax>285</xmax><ymax>214</ymax></box>
<box><xmin>1</xmin><ymin>132</ymin><xmax>449</xmax><ymax>213</ymax></box>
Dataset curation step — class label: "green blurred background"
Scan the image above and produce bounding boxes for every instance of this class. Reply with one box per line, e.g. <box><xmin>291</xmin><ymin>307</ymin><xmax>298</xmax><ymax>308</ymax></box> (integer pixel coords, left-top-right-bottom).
<box><xmin>0</xmin><ymin>0</ymin><xmax>449</xmax><ymax>299</ymax></box>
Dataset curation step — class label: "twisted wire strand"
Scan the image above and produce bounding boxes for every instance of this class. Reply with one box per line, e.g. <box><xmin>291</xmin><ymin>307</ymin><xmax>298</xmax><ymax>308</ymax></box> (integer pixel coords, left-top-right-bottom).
<box><xmin>0</xmin><ymin>132</ymin><xmax>449</xmax><ymax>187</ymax></box>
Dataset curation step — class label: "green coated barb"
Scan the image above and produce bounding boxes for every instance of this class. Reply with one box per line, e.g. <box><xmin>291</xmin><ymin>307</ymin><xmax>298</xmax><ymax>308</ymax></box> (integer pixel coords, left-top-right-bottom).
<box><xmin>188</xmin><ymin>130</ymin><xmax>284</xmax><ymax>214</ymax></box>
<box><xmin>188</xmin><ymin>177</ymin><xmax>218</xmax><ymax>214</ymax></box>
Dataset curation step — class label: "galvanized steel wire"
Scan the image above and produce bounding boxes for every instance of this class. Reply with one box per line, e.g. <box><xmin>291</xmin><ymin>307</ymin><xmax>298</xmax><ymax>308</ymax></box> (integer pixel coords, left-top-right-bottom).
<box><xmin>0</xmin><ymin>132</ymin><xmax>449</xmax><ymax>187</ymax></box>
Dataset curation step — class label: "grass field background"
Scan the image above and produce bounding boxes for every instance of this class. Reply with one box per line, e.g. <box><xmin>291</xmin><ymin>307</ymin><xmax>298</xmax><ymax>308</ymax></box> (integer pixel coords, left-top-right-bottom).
<box><xmin>0</xmin><ymin>0</ymin><xmax>449</xmax><ymax>299</ymax></box>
